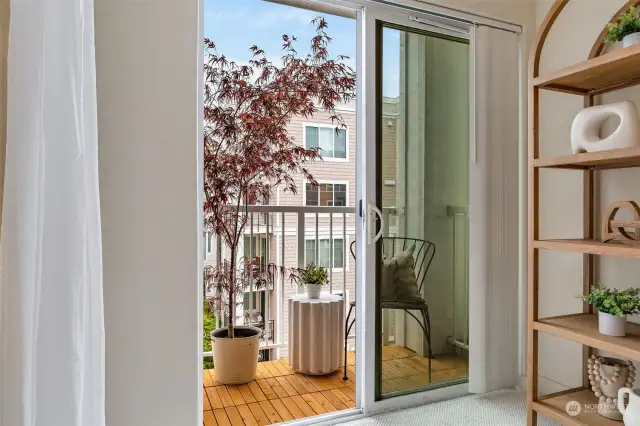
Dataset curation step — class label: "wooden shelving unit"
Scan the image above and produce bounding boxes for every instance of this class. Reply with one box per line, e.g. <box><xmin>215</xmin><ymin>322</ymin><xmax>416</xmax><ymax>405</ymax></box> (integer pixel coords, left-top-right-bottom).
<box><xmin>533</xmin><ymin>43</ymin><xmax>640</xmax><ymax>95</ymax></box>
<box><xmin>533</xmin><ymin>239</ymin><xmax>640</xmax><ymax>259</ymax></box>
<box><xmin>534</xmin><ymin>389</ymin><xmax>619</xmax><ymax>426</ymax></box>
<box><xmin>534</xmin><ymin>314</ymin><xmax>640</xmax><ymax>360</ymax></box>
<box><xmin>528</xmin><ymin>2</ymin><xmax>640</xmax><ymax>425</ymax></box>
<box><xmin>533</xmin><ymin>147</ymin><xmax>640</xmax><ymax>169</ymax></box>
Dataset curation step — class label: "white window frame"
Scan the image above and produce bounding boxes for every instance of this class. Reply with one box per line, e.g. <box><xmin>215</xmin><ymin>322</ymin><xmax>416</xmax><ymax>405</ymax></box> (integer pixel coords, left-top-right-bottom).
<box><xmin>205</xmin><ymin>232</ymin><xmax>213</xmax><ymax>255</ymax></box>
<box><xmin>302</xmin><ymin>122</ymin><xmax>350</xmax><ymax>162</ymax></box>
<box><xmin>243</xmin><ymin>234</ymin><xmax>268</xmax><ymax>260</ymax></box>
<box><xmin>302</xmin><ymin>179</ymin><xmax>349</xmax><ymax>208</ymax></box>
<box><xmin>304</xmin><ymin>235</ymin><xmax>349</xmax><ymax>272</ymax></box>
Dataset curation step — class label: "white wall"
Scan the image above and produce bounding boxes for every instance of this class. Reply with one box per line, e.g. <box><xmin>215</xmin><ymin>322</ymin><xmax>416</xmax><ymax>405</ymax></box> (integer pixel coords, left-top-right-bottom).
<box><xmin>534</xmin><ymin>0</ymin><xmax>640</xmax><ymax>395</ymax></box>
<box><xmin>0</xmin><ymin>0</ymin><xmax>8</xmax><ymax>232</ymax></box>
<box><xmin>90</xmin><ymin>1</ymin><xmax>535</xmax><ymax>424</ymax></box>
<box><xmin>94</xmin><ymin>1</ymin><xmax>202</xmax><ymax>425</ymax></box>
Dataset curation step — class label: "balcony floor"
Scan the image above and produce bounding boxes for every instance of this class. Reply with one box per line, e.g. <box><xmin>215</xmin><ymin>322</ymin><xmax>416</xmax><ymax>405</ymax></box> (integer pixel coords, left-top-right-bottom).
<box><xmin>203</xmin><ymin>345</ymin><xmax>467</xmax><ymax>425</ymax></box>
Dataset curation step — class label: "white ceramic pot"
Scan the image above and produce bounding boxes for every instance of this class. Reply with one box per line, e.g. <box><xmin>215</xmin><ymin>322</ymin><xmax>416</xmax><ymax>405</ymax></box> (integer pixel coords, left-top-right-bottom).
<box><xmin>599</xmin><ymin>311</ymin><xmax>627</xmax><ymax>337</ymax></box>
<box><xmin>211</xmin><ymin>325</ymin><xmax>261</xmax><ymax>384</ymax></box>
<box><xmin>306</xmin><ymin>283</ymin><xmax>322</xmax><ymax>299</ymax></box>
<box><xmin>619</xmin><ymin>388</ymin><xmax>640</xmax><ymax>426</ymax></box>
<box><xmin>624</xmin><ymin>33</ymin><xmax>640</xmax><ymax>48</ymax></box>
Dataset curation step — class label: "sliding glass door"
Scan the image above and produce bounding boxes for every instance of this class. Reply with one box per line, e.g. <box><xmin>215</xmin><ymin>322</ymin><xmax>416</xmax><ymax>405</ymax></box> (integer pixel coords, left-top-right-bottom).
<box><xmin>380</xmin><ymin>23</ymin><xmax>470</xmax><ymax>397</ymax></box>
<box><xmin>358</xmin><ymin>3</ymin><xmax>472</xmax><ymax>411</ymax></box>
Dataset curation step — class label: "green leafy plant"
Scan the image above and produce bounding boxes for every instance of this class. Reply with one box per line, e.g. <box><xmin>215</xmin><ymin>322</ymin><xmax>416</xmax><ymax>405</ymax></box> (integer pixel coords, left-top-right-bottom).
<box><xmin>578</xmin><ymin>287</ymin><xmax>640</xmax><ymax>317</ymax></box>
<box><xmin>605</xmin><ymin>6</ymin><xmax>640</xmax><ymax>44</ymax></box>
<box><xmin>291</xmin><ymin>263</ymin><xmax>329</xmax><ymax>287</ymax></box>
<box><xmin>203</xmin><ymin>301</ymin><xmax>216</xmax><ymax>369</ymax></box>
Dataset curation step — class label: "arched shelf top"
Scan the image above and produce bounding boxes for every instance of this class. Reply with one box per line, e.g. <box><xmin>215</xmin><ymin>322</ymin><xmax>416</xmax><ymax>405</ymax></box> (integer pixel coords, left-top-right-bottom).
<box><xmin>532</xmin><ymin>0</ymin><xmax>640</xmax><ymax>80</ymax></box>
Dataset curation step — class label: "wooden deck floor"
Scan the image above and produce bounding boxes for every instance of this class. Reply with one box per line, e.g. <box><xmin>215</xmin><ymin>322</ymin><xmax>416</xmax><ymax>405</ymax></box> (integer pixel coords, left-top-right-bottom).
<box><xmin>203</xmin><ymin>345</ymin><xmax>467</xmax><ymax>425</ymax></box>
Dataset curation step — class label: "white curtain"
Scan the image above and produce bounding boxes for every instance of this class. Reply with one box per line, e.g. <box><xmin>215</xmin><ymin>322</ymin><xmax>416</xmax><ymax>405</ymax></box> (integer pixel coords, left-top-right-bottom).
<box><xmin>0</xmin><ymin>0</ymin><xmax>104</xmax><ymax>425</ymax></box>
<box><xmin>468</xmin><ymin>25</ymin><xmax>521</xmax><ymax>393</ymax></box>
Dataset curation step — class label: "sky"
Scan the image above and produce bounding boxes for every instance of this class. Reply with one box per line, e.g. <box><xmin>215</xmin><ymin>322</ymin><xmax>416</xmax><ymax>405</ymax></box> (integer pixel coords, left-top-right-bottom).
<box><xmin>204</xmin><ymin>0</ymin><xmax>400</xmax><ymax>97</ymax></box>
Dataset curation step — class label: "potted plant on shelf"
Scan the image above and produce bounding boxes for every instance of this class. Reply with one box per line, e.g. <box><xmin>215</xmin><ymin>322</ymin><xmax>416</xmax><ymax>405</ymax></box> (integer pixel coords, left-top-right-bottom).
<box><xmin>293</xmin><ymin>263</ymin><xmax>329</xmax><ymax>299</ymax></box>
<box><xmin>203</xmin><ymin>18</ymin><xmax>355</xmax><ymax>384</ymax></box>
<box><xmin>605</xmin><ymin>6</ymin><xmax>640</xmax><ymax>48</ymax></box>
<box><xmin>579</xmin><ymin>287</ymin><xmax>640</xmax><ymax>337</ymax></box>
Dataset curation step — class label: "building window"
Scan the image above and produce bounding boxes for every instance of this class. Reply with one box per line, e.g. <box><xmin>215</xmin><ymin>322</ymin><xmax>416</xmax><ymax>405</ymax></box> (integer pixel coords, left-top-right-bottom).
<box><xmin>305</xmin><ymin>125</ymin><xmax>347</xmax><ymax>159</ymax></box>
<box><xmin>305</xmin><ymin>238</ymin><xmax>345</xmax><ymax>269</ymax></box>
<box><xmin>305</xmin><ymin>182</ymin><xmax>347</xmax><ymax>207</ymax></box>
<box><xmin>205</xmin><ymin>232</ymin><xmax>212</xmax><ymax>254</ymax></box>
<box><xmin>244</xmin><ymin>235</ymin><xmax>268</xmax><ymax>266</ymax></box>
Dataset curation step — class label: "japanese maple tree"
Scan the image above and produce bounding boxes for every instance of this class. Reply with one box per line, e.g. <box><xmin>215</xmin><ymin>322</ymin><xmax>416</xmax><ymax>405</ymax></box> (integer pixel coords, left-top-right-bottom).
<box><xmin>203</xmin><ymin>18</ymin><xmax>356</xmax><ymax>337</ymax></box>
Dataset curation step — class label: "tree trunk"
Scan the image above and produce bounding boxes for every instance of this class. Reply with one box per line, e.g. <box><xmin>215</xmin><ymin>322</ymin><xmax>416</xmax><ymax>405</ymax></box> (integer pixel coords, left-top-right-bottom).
<box><xmin>228</xmin><ymin>246</ymin><xmax>236</xmax><ymax>339</ymax></box>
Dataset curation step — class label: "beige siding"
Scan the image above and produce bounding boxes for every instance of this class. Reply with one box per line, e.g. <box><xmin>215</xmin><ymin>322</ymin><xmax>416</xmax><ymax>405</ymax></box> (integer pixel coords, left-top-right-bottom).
<box><xmin>278</xmin><ymin>107</ymin><xmax>357</xmax><ymax>208</ymax></box>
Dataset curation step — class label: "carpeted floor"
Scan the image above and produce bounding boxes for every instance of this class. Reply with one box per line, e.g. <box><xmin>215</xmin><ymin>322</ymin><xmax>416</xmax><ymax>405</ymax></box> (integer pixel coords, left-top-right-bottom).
<box><xmin>339</xmin><ymin>390</ymin><xmax>560</xmax><ymax>426</ymax></box>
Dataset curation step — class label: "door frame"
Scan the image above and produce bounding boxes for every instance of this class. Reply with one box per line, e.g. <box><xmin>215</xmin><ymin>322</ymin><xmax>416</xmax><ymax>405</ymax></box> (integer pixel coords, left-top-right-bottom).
<box><xmin>259</xmin><ymin>0</ymin><xmax>522</xmax><ymax>420</ymax></box>
<box><xmin>359</xmin><ymin>2</ymin><xmax>473</xmax><ymax>414</ymax></box>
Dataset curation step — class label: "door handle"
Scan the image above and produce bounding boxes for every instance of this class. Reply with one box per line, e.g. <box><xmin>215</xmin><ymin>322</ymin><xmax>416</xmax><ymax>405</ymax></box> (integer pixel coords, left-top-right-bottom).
<box><xmin>367</xmin><ymin>202</ymin><xmax>384</xmax><ymax>245</ymax></box>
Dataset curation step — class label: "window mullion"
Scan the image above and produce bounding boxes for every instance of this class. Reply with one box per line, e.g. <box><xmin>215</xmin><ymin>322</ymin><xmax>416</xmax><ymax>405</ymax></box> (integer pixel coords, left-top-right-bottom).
<box><xmin>332</xmin><ymin>185</ymin><xmax>336</xmax><ymax>207</ymax></box>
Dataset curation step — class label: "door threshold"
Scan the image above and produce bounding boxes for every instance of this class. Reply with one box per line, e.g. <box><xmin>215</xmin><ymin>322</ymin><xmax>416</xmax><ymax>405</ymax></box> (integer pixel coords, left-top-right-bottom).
<box><xmin>365</xmin><ymin>383</ymin><xmax>469</xmax><ymax>415</ymax></box>
<box><xmin>278</xmin><ymin>408</ymin><xmax>363</xmax><ymax>426</ymax></box>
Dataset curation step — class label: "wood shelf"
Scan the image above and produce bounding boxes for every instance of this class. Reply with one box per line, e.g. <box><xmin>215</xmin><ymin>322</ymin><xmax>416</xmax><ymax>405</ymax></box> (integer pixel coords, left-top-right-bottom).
<box><xmin>533</xmin><ymin>239</ymin><xmax>640</xmax><ymax>259</ymax></box>
<box><xmin>533</xmin><ymin>44</ymin><xmax>640</xmax><ymax>95</ymax></box>
<box><xmin>533</xmin><ymin>389</ymin><xmax>620</xmax><ymax>426</ymax></box>
<box><xmin>534</xmin><ymin>147</ymin><xmax>640</xmax><ymax>169</ymax></box>
<box><xmin>528</xmin><ymin>5</ymin><xmax>640</xmax><ymax>425</ymax></box>
<box><xmin>534</xmin><ymin>314</ymin><xmax>640</xmax><ymax>361</ymax></box>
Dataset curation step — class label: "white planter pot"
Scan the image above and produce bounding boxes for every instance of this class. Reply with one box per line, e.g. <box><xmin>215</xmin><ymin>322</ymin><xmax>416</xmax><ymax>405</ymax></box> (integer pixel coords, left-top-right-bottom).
<box><xmin>306</xmin><ymin>284</ymin><xmax>322</xmax><ymax>299</ymax></box>
<box><xmin>624</xmin><ymin>33</ymin><xmax>640</xmax><ymax>48</ymax></box>
<box><xmin>599</xmin><ymin>311</ymin><xmax>627</xmax><ymax>337</ymax></box>
<box><xmin>211</xmin><ymin>325</ymin><xmax>261</xmax><ymax>384</ymax></box>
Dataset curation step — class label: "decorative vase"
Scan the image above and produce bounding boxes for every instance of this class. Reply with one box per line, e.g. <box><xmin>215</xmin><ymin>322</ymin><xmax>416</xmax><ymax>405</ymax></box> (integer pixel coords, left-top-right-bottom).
<box><xmin>599</xmin><ymin>311</ymin><xmax>627</xmax><ymax>337</ymax></box>
<box><xmin>624</xmin><ymin>33</ymin><xmax>640</xmax><ymax>48</ymax></box>
<box><xmin>306</xmin><ymin>283</ymin><xmax>322</xmax><ymax>299</ymax></box>
<box><xmin>588</xmin><ymin>355</ymin><xmax>636</xmax><ymax>421</ymax></box>
<box><xmin>618</xmin><ymin>387</ymin><xmax>640</xmax><ymax>425</ymax></box>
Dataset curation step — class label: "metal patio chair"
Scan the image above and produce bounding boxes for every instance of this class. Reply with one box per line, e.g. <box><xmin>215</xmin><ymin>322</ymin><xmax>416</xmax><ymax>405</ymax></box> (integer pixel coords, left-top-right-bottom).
<box><xmin>343</xmin><ymin>237</ymin><xmax>435</xmax><ymax>383</ymax></box>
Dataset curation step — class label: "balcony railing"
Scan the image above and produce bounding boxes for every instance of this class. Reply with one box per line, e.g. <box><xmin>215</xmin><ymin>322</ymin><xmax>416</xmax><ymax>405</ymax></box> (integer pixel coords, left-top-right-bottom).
<box><xmin>204</xmin><ymin>205</ymin><xmax>362</xmax><ymax>355</ymax></box>
<box><xmin>204</xmin><ymin>205</ymin><xmax>408</xmax><ymax>355</ymax></box>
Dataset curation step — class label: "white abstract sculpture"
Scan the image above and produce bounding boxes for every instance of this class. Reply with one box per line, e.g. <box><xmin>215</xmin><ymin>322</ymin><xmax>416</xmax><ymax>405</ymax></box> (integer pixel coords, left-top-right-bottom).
<box><xmin>571</xmin><ymin>101</ymin><xmax>640</xmax><ymax>154</ymax></box>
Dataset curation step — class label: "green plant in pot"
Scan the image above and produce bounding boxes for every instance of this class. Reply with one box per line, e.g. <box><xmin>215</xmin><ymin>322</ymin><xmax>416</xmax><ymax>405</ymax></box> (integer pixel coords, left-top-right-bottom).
<box><xmin>578</xmin><ymin>287</ymin><xmax>640</xmax><ymax>337</ymax></box>
<box><xmin>293</xmin><ymin>263</ymin><xmax>329</xmax><ymax>299</ymax></box>
<box><xmin>605</xmin><ymin>6</ymin><xmax>640</xmax><ymax>48</ymax></box>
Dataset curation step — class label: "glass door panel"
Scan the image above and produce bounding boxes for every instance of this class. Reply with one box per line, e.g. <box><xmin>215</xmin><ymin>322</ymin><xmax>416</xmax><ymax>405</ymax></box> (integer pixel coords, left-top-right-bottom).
<box><xmin>377</xmin><ymin>23</ymin><xmax>470</xmax><ymax>399</ymax></box>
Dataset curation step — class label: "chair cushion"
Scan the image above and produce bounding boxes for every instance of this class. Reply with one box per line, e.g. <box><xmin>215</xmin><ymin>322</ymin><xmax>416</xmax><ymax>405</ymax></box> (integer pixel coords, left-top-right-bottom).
<box><xmin>381</xmin><ymin>245</ymin><xmax>424</xmax><ymax>303</ymax></box>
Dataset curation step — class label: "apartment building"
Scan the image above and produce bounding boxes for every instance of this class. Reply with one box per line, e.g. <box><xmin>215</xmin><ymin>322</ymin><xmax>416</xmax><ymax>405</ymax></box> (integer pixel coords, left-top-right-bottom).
<box><xmin>205</xmin><ymin>98</ymin><xmax>399</xmax><ymax>358</ymax></box>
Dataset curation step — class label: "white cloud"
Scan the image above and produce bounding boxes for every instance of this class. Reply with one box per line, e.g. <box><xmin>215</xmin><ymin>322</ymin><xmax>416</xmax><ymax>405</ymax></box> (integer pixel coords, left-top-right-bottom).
<box><xmin>207</xmin><ymin>7</ymin><xmax>248</xmax><ymax>23</ymax></box>
<box><xmin>256</xmin><ymin>7</ymin><xmax>316</xmax><ymax>29</ymax></box>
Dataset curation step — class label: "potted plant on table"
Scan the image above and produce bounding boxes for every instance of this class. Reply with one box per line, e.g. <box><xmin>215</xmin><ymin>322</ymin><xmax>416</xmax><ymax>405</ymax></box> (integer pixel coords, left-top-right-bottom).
<box><xmin>579</xmin><ymin>287</ymin><xmax>640</xmax><ymax>337</ymax></box>
<box><xmin>605</xmin><ymin>6</ymin><xmax>640</xmax><ymax>48</ymax></box>
<box><xmin>203</xmin><ymin>18</ymin><xmax>355</xmax><ymax>385</ymax></box>
<box><xmin>293</xmin><ymin>263</ymin><xmax>329</xmax><ymax>299</ymax></box>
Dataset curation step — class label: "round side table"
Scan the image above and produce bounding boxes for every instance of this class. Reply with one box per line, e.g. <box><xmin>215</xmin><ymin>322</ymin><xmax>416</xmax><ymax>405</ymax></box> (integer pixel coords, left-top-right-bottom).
<box><xmin>288</xmin><ymin>293</ymin><xmax>344</xmax><ymax>375</ymax></box>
